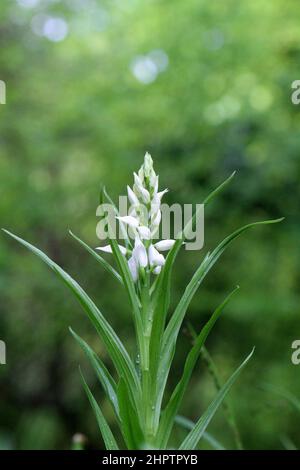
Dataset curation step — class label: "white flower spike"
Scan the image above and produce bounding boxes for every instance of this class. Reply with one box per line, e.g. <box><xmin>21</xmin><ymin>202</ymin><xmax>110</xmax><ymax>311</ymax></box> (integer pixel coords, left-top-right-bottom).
<box><xmin>97</xmin><ymin>152</ymin><xmax>178</xmax><ymax>282</ymax></box>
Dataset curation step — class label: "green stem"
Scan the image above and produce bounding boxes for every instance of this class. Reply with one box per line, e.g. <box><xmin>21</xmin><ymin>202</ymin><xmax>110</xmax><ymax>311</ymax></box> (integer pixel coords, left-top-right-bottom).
<box><xmin>139</xmin><ymin>273</ymin><xmax>156</xmax><ymax>447</ymax></box>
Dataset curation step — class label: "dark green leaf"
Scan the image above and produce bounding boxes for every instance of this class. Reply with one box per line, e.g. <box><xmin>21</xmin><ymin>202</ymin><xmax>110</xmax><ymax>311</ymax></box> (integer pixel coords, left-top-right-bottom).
<box><xmin>80</xmin><ymin>368</ymin><xmax>119</xmax><ymax>450</ymax></box>
<box><xmin>179</xmin><ymin>349</ymin><xmax>254</xmax><ymax>450</ymax></box>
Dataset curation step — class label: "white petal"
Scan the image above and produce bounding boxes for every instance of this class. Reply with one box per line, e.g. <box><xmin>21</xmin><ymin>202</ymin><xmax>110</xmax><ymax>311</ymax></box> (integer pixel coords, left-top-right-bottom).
<box><xmin>133</xmin><ymin>172</ymin><xmax>143</xmax><ymax>189</ymax></box>
<box><xmin>151</xmin><ymin>203</ymin><xmax>160</xmax><ymax>221</ymax></box>
<box><xmin>96</xmin><ymin>244</ymin><xmax>127</xmax><ymax>255</ymax></box>
<box><xmin>128</xmin><ymin>256</ymin><xmax>138</xmax><ymax>282</ymax></box>
<box><xmin>133</xmin><ymin>238</ymin><xmax>148</xmax><ymax>268</ymax></box>
<box><xmin>148</xmin><ymin>244</ymin><xmax>165</xmax><ymax>267</ymax></box>
<box><xmin>153</xmin><ymin>266</ymin><xmax>161</xmax><ymax>275</ymax></box>
<box><xmin>150</xmin><ymin>174</ymin><xmax>159</xmax><ymax>193</ymax></box>
<box><xmin>117</xmin><ymin>245</ymin><xmax>127</xmax><ymax>255</ymax></box>
<box><xmin>154</xmin><ymin>240</ymin><xmax>176</xmax><ymax>251</ymax></box>
<box><xmin>95</xmin><ymin>245</ymin><xmax>112</xmax><ymax>253</ymax></box>
<box><xmin>116</xmin><ymin>215</ymin><xmax>139</xmax><ymax>228</ymax></box>
<box><xmin>137</xmin><ymin>226</ymin><xmax>151</xmax><ymax>240</ymax></box>
<box><xmin>127</xmin><ymin>185</ymin><xmax>139</xmax><ymax>206</ymax></box>
<box><xmin>139</xmin><ymin>186</ymin><xmax>150</xmax><ymax>204</ymax></box>
<box><xmin>151</xmin><ymin>209</ymin><xmax>161</xmax><ymax>228</ymax></box>
<box><xmin>157</xmin><ymin>188</ymin><xmax>168</xmax><ymax>200</ymax></box>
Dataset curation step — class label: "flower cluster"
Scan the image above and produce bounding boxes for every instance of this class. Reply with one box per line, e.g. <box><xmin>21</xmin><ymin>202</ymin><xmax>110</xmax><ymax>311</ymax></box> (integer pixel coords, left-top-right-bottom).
<box><xmin>96</xmin><ymin>153</ymin><xmax>175</xmax><ymax>282</ymax></box>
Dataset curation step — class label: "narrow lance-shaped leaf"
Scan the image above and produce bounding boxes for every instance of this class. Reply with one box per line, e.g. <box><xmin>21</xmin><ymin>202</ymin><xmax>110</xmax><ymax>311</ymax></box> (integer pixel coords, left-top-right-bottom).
<box><xmin>70</xmin><ymin>327</ymin><xmax>120</xmax><ymax>420</ymax></box>
<box><xmin>79</xmin><ymin>368</ymin><xmax>119</xmax><ymax>450</ymax></box>
<box><xmin>2</xmin><ymin>229</ymin><xmax>141</xmax><ymax>408</ymax></box>
<box><xmin>149</xmin><ymin>172</ymin><xmax>237</xmax><ymax>389</ymax></box>
<box><xmin>100</xmin><ymin>191</ymin><xmax>144</xmax><ymax>351</ymax></box>
<box><xmin>157</xmin><ymin>218</ymin><xmax>283</xmax><ymax>416</ymax></box>
<box><xmin>117</xmin><ymin>378</ymin><xmax>145</xmax><ymax>450</ymax></box>
<box><xmin>175</xmin><ymin>415</ymin><xmax>225</xmax><ymax>450</ymax></box>
<box><xmin>69</xmin><ymin>230</ymin><xmax>123</xmax><ymax>285</ymax></box>
<box><xmin>158</xmin><ymin>287</ymin><xmax>239</xmax><ymax>448</ymax></box>
<box><xmin>198</xmin><ymin>344</ymin><xmax>243</xmax><ymax>449</ymax></box>
<box><xmin>179</xmin><ymin>348</ymin><xmax>255</xmax><ymax>450</ymax></box>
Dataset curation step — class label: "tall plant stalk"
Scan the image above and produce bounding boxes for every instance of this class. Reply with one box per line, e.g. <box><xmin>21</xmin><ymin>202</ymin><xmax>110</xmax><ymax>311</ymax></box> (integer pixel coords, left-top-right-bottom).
<box><xmin>3</xmin><ymin>153</ymin><xmax>283</xmax><ymax>449</ymax></box>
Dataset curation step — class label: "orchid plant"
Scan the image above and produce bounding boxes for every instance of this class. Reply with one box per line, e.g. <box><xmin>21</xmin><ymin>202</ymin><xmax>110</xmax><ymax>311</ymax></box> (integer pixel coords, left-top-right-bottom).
<box><xmin>3</xmin><ymin>153</ymin><xmax>282</xmax><ymax>450</ymax></box>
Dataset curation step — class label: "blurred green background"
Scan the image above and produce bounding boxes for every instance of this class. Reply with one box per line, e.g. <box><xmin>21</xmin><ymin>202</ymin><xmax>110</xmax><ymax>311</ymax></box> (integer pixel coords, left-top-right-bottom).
<box><xmin>0</xmin><ymin>0</ymin><xmax>299</xmax><ymax>450</ymax></box>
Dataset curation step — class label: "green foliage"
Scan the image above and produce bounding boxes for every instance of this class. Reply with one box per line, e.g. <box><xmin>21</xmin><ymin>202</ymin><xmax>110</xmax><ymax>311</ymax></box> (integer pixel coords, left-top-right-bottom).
<box><xmin>3</xmin><ymin>174</ymin><xmax>281</xmax><ymax>448</ymax></box>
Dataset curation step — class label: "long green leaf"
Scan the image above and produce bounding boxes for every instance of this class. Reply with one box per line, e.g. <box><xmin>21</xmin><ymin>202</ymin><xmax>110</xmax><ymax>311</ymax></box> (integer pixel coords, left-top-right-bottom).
<box><xmin>149</xmin><ymin>173</ymin><xmax>237</xmax><ymax>407</ymax></box>
<box><xmin>179</xmin><ymin>349</ymin><xmax>254</xmax><ymax>450</ymax></box>
<box><xmin>175</xmin><ymin>415</ymin><xmax>225</xmax><ymax>450</ymax></box>
<box><xmin>99</xmin><ymin>188</ymin><xmax>143</xmax><ymax>351</ymax></box>
<box><xmin>157</xmin><ymin>218</ymin><xmax>283</xmax><ymax>415</ymax></box>
<box><xmin>117</xmin><ymin>378</ymin><xmax>144</xmax><ymax>450</ymax></box>
<box><xmin>158</xmin><ymin>287</ymin><xmax>239</xmax><ymax>448</ymax></box>
<box><xmin>80</xmin><ymin>368</ymin><xmax>119</xmax><ymax>450</ymax></box>
<box><xmin>70</xmin><ymin>327</ymin><xmax>119</xmax><ymax>419</ymax></box>
<box><xmin>2</xmin><ymin>229</ymin><xmax>141</xmax><ymax>405</ymax></box>
<box><xmin>69</xmin><ymin>230</ymin><xmax>123</xmax><ymax>285</ymax></box>
<box><xmin>101</xmin><ymin>194</ymin><xmax>144</xmax><ymax>351</ymax></box>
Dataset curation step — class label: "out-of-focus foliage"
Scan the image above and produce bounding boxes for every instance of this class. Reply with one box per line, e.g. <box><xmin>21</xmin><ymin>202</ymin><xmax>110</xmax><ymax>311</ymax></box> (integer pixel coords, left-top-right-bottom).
<box><xmin>0</xmin><ymin>0</ymin><xmax>299</xmax><ymax>450</ymax></box>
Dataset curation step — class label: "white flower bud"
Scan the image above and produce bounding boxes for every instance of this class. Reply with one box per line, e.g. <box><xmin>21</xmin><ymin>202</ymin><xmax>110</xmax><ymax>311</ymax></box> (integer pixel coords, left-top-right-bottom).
<box><xmin>127</xmin><ymin>185</ymin><xmax>139</xmax><ymax>206</ymax></box>
<box><xmin>151</xmin><ymin>210</ymin><xmax>161</xmax><ymax>229</ymax></box>
<box><xmin>139</xmin><ymin>186</ymin><xmax>150</xmax><ymax>204</ymax></box>
<box><xmin>96</xmin><ymin>244</ymin><xmax>127</xmax><ymax>255</ymax></box>
<box><xmin>137</xmin><ymin>226</ymin><xmax>151</xmax><ymax>240</ymax></box>
<box><xmin>138</xmin><ymin>167</ymin><xmax>144</xmax><ymax>182</ymax></box>
<box><xmin>144</xmin><ymin>152</ymin><xmax>153</xmax><ymax>177</ymax></box>
<box><xmin>133</xmin><ymin>238</ymin><xmax>148</xmax><ymax>268</ymax></box>
<box><xmin>116</xmin><ymin>215</ymin><xmax>139</xmax><ymax>228</ymax></box>
<box><xmin>151</xmin><ymin>174</ymin><xmax>159</xmax><ymax>193</ymax></box>
<box><xmin>148</xmin><ymin>244</ymin><xmax>165</xmax><ymax>267</ymax></box>
<box><xmin>157</xmin><ymin>188</ymin><xmax>168</xmax><ymax>200</ymax></box>
<box><xmin>133</xmin><ymin>172</ymin><xmax>143</xmax><ymax>191</ymax></box>
<box><xmin>153</xmin><ymin>265</ymin><xmax>161</xmax><ymax>275</ymax></box>
<box><xmin>128</xmin><ymin>256</ymin><xmax>138</xmax><ymax>282</ymax></box>
<box><xmin>154</xmin><ymin>239</ymin><xmax>176</xmax><ymax>251</ymax></box>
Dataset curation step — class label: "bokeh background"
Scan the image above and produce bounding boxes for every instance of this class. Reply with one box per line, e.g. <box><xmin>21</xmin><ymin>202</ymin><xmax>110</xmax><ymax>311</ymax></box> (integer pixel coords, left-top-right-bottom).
<box><xmin>0</xmin><ymin>0</ymin><xmax>299</xmax><ymax>450</ymax></box>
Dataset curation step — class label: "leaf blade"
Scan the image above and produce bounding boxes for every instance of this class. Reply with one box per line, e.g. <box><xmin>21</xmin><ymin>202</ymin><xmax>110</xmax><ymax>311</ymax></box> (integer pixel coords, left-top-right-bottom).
<box><xmin>158</xmin><ymin>287</ymin><xmax>239</xmax><ymax>448</ymax></box>
<box><xmin>70</xmin><ymin>327</ymin><xmax>120</xmax><ymax>419</ymax></box>
<box><xmin>149</xmin><ymin>172</ymin><xmax>239</xmax><ymax>398</ymax></box>
<box><xmin>80</xmin><ymin>368</ymin><xmax>119</xmax><ymax>450</ymax></box>
<box><xmin>2</xmin><ymin>229</ymin><xmax>141</xmax><ymax>406</ymax></box>
<box><xmin>69</xmin><ymin>230</ymin><xmax>122</xmax><ymax>285</ymax></box>
<box><xmin>117</xmin><ymin>378</ymin><xmax>144</xmax><ymax>450</ymax></box>
<box><xmin>175</xmin><ymin>415</ymin><xmax>225</xmax><ymax>450</ymax></box>
<box><xmin>179</xmin><ymin>349</ymin><xmax>254</xmax><ymax>450</ymax></box>
<box><xmin>158</xmin><ymin>218</ymin><xmax>283</xmax><ymax>406</ymax></box>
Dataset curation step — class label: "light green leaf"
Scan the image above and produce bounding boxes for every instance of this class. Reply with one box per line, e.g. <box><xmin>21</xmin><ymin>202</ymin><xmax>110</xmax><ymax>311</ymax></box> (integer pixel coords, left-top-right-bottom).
<box><xmin>202</xmin><ymin>171</ymin><xmax>236</xmax><ymax>206</ymax></box>
<box><xmin>79</xmin><ymin>368</ymin><xmax>119</xmax><ymax>450</ymax></box>
<box><xmin>179</xmin><ymin>349</ymin><xmax>254</xmax><ymax>450</ymax></box>
<box><xmin>158</xmin><ymin>287</ymin><xmax>239</xmax><ymax>448</ymax></box>
<box><xmin>149</xmin><ymin>172</ymin><xmax>238</xmax><ymax>388</ymax></box>
<box><xmin>2</xmin><ymin>229</ymin><xmax>141</xmax><ymax>408</ymax></box>
<box><xmin>117</xmin><ymin>378</ymin><xmax>144</xmax><ymax>450</ymax></box>
<box><xmin>158</xmin><ymin>218</ymin><xmax>283</xmax><ymax>413</ymax></box>
<box><xmin>69</xmin><ymin>230</ymin><xmax>123</xmax><ymax>285</ymax></box>
<box><xmin>70</xmin><ymin>327</ymin><xmax>119</xmax><ymax>419</ymax></box>
<box><xmin>175</xmin><ymin>415</ymin><xmax>225</xmax><ymax>450</ymax></box>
